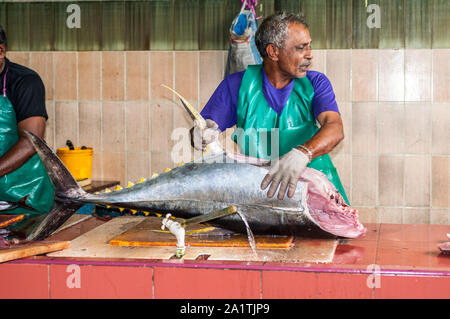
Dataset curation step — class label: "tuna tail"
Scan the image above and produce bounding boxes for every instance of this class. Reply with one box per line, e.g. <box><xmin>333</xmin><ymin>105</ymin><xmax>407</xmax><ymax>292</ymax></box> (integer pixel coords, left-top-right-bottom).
<box><xmin>24</xmin><ymin>131</ymin><xmax>87</xmax><ymax>240</ymax></box>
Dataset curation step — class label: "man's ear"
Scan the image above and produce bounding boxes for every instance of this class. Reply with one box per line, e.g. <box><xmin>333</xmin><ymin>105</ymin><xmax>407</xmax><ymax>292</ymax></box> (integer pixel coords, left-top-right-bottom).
<box><xmin>265</xmin><ymin>44</ymin><xmax>279</xmax><ymax>61</ymax></box>
<box><xmin>0</xmin><ymin>44</ymin><xmax>6</xmax><ymax>59</ymax></box>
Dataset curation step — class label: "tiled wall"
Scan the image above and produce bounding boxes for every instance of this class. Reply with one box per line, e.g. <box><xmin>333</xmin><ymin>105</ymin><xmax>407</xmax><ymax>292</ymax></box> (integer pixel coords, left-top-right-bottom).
<box><xmin>6</xmin><ymin>50</ymin><xmax>226</xmax><ymax>184</ymax></box>
<box><xmin>6</xmin><ymin>48</ymin><xmax>449</xmax><ymax>225</ymax></box>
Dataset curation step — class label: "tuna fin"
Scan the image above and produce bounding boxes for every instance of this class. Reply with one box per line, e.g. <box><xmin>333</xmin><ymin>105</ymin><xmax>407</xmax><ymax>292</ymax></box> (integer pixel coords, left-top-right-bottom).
<box><xmin>16</xmin><ymin>195</ymin><xmax>39</xmax><ymax>212</ymax></box>
<box><xmin>24</xmin><ymin>131</ymin><xmax>86</xmax><ymax>199</ymax></box>
<box><xmin>23</xmin><ymin>131</ymin><xmax>87</xmax><ymax>240</ymax></box>
<box><xmin>0</xmin><ymin>196</ymin><xmax>39</xmax><ymax>212</ymax></box>
<box><xmin>160</xmin><ymin>84</ymin><xmax>206</xmax><ymax>128</ymax></box>
<box><xmin>182</xmin><ymin>205</ymin><xmax>237</xmax><ymax>226</ymax></box>
<box><xmin>26</xmin><ymin>202</ymin><xmax>83</xmax><ymax>240</ymax></box>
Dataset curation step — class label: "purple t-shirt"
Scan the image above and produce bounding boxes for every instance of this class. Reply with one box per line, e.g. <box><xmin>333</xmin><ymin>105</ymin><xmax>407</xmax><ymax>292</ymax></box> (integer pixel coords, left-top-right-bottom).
<box><xmin>200</xmin><ymin>67</ymin><xmax>340</xmax><ymax>132</ymax></box>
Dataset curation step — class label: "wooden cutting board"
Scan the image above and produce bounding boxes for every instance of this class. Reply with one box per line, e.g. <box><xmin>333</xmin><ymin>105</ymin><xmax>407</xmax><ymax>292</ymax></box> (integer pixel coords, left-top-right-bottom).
<box><xmin>48</xmin><ymin>216</ymin><xmax>338</xmax><ymax>263</ymax></box>
<box><xmin>109</xmin><ymin>217</ymin><xmax>294</xmax><ymax>248</ymax></box>
<box><xmin>0</xmin><ymin>241</ymin><xmax>70</xmax><ymax>263</ymax></box>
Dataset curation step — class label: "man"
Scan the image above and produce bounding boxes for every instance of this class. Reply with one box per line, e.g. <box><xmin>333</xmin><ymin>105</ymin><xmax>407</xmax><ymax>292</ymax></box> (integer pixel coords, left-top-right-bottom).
<box><xmin>0</xmin><ymin>25</ymin><xmax>54</xmax><ymax>221</ymax></box>
<box><xmin>192</xmin><ymin>12</ymin><xmax>349</xmax><ymax>203</ymax></box>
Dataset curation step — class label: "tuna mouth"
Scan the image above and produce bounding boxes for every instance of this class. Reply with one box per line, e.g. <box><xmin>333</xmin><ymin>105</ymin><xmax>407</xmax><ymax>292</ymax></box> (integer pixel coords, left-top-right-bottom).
<box><xmin>308</xmin><ymin>200</ymin><xmax>367</xmax><ymax>239</ymax></box>
<box><xmin>300</xmin><ymin>168</ymin><xmax>367</xmax><ymax>239</ymax></box>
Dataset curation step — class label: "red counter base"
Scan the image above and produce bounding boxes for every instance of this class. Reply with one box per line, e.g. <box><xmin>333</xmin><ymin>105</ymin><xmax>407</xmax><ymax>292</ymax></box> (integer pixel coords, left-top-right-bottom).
<box><xmin>0</xmin><ymin>223</ymin><xmax>449</xmax><ymax>299</ymax></box>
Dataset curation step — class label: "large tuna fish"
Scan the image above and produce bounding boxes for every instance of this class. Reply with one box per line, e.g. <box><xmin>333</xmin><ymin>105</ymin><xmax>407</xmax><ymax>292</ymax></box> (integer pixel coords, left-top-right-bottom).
<box><xmin>23</xmin><ymin>131</ymin><xmax>366</xmax><ymax>241</ymax></box>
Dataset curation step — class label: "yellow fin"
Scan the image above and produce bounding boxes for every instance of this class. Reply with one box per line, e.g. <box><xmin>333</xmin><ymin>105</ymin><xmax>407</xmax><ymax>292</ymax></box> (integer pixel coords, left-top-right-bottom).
<box><xmin>186</xmin><ymin>227</ymin><xmax>216</xmax><ymax>235</ymax></box>
<box><xmin>160</xmin><ymin>84</ymin><xmax>206</xmax><ymax>128</ymax></box>
<box><xmin>153</xmin><ymin>230</ymin><xmax>171</xmax><ymax>234</ymax></box>
<box><xmin>127</xmin><ymin>182</ymin><xmax>134</xmax><ymax>188</ymax></box>
<box><xmin>115</xmin><ymin>185</ymin><xmax>122</xmax><ymax>191</ymax></box>
<box><xmin>164</xmin><ymin>168</ymin><xmax>171</xmax><ymax>172</ymax></box>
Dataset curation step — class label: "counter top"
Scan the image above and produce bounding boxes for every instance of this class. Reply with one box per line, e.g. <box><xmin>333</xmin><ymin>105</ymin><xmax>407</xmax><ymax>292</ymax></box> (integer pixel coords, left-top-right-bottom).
<box><xmin>7</xmin><ymin>219</ymin><xmax>450</xmax><ymax>275</ymax></box>
<box><xmin>1</xmin><ymin>218</ymin><xmax>449</xmax><ymax>299</ymax></box>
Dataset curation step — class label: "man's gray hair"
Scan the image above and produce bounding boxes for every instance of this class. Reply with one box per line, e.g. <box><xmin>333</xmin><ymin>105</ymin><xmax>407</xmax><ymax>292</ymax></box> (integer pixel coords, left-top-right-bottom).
<box><xmin>255</xmin><ymin>12</ymin><xmax>308</xmax><ymax>58</ymax></box>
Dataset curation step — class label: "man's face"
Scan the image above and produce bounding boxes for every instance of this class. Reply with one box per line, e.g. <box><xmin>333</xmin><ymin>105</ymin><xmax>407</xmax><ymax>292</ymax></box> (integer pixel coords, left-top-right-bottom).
<box><xmin>276</xmin><ymin>23</ymin><xmax>313</xmax><ymax>78</ymax></box>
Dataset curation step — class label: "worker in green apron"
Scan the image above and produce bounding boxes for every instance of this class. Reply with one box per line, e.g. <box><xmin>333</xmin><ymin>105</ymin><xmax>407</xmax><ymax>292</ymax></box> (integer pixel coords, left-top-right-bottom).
<box><xmin>192</xmin><ymin>12</ymin><xmax>349</xmax><ymax>204</ymax></box>
<box><xmin>0</xmin><ymin>26</ymin><xmax>54</xmax><ymax>235</ymax></box>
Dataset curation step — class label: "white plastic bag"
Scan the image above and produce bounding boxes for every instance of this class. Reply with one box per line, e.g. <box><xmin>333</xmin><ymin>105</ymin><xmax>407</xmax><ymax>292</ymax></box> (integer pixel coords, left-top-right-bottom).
<box><xmin>224</xmin><ymin>0</ymin><xmax>262</xmax><ymax>77</ymax></box>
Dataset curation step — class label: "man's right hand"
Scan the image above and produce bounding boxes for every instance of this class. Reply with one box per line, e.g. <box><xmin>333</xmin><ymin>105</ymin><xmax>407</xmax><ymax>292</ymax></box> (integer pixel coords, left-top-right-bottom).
<box><xmin>192</xmin><ymin>119</ymin><xmax>219</xmax><ymax>151</ymax></box>
<box><xmin>261</xmin><ymin>147</ymin><xmax>310</xmax><ymax>200</ymax></box>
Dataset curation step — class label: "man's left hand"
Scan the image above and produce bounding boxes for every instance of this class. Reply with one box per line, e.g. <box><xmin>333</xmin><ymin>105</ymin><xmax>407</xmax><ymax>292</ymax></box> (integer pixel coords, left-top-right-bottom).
<box><xmin>260</xmin><ymin>148</ymin><xmax>310</xmax><ymax>200</ymax></box>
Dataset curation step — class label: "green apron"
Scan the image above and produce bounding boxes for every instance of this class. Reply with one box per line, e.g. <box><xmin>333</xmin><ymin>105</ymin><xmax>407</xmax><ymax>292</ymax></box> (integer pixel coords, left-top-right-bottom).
<box><xmin>232</xmin><ymin>65</ymin><xmax>349</xmax><ymax>204</ymax></box>
<box><xmin>0</xmin><ymin>68</ymin><xmax>54</xmax><ymax>216</ymax></box>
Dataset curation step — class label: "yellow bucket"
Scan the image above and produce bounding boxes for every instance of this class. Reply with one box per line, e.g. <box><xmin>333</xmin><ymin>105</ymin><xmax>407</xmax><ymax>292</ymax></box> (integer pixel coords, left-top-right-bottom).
<box><xmin>56</xmin><ymin>147</ymin><xmax>93</xmax><ymax>181</ymax></box>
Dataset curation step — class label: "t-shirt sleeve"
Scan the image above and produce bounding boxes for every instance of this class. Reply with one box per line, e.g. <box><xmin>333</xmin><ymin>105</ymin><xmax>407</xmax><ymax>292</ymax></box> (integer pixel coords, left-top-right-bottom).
<box><xmin>12</xmin><ymin>74</ymin><xmax>48</xmax><ymax>123</ymax></box>
<box><xmin>308</xmin><ymin>71</ymin><xmax>340</xmax><ymax>119</ymax></box>
<box><xmin>200</xmin><ymin>72</ymin><xmax>243</xmax><ymax>132</ymax></box>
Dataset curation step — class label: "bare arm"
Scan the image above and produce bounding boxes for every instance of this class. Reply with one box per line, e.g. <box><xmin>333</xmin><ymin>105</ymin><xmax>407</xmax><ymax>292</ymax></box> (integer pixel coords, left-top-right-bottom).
<box><xmin>297</xmin><ymin>111</ymin><xmax>344</xmax><ymax>159</ymax></box>
<box><xmin>0</xmin><ymin>116</ymin><xmax>46</xmax><ymax>177</ymax></box>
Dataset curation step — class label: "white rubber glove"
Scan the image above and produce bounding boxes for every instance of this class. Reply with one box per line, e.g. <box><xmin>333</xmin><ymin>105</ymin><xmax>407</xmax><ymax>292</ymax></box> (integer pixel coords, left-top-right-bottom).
<box><xmin>261</xmin><ymin>148</ymin><xmax>310</xmax><ymax>200</ymax></box>
<box><xmin>192</xmin><ymin>119</ymin><xmax>219</xmax><ymax>151</ymax></box>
